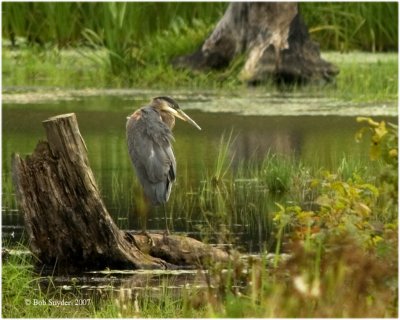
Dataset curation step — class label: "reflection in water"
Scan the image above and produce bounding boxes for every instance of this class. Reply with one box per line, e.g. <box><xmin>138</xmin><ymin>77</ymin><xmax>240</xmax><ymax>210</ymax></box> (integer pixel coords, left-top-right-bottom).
<box><xmin>232</xmin><ymin>127</ymin><xmax>302</xmax><ymax>164</ymax></box>
<box><xmin>38</xmin><ymin>269</ymin><xmax>206</xmax><ymax>299</ymax></box>
<box><xmin>2</xmin><ymin>97</ymin><xmax>392</xmax><ymax>252</ymax></box>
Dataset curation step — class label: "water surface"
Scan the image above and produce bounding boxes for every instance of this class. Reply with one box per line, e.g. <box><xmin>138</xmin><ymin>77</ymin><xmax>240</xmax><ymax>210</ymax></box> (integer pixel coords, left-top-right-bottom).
<box><xmin>2</xmin><ymin>90</ymin><xmax>396</xmax><ymax>252</ymax></box>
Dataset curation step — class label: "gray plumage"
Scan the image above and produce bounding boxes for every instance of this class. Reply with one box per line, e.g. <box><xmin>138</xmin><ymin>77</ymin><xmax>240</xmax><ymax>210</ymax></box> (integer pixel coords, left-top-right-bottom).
<box><xmin>126</xmin><ymin>96</ymin><xmax>200</xmax><ymax>229</ymax></box>
<box><xmin>126</xmin><ymin>106</ymin><xmax>176</xmax><ymax>206</ymax></box>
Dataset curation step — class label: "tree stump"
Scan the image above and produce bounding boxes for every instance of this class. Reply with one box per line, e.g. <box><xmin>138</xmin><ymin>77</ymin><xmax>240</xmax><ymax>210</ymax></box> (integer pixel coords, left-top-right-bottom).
<box><xmin>173</xmin><ymin>2</ymin><xmax>339</xmax><ymax>84</ymax></box>
<box><xmin>11</xmin><ymin>113</ymin><xmax>228</xmax><ymax>272</ymax></box>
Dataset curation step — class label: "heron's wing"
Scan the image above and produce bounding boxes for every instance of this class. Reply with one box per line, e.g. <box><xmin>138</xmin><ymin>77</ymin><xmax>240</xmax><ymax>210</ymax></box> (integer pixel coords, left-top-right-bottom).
<box><xmin>126</xmin><ymin>108</ymin><xmax>176</xmax><ymax>204</ymax></box>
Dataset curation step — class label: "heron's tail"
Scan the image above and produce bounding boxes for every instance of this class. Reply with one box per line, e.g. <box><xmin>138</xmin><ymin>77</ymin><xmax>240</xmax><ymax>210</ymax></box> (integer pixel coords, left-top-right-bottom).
<box><xmin>146</xmin><ymin>180</ymin><xmax>172</xmax><ymax>206</ymax></box>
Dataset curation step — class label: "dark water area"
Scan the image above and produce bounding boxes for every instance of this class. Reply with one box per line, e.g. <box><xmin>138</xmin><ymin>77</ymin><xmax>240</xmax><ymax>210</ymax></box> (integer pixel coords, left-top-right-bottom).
<box><xmin>2</xmin><ymin>94</ymin><xmax>396</xmax><ymax>253</ymax></box>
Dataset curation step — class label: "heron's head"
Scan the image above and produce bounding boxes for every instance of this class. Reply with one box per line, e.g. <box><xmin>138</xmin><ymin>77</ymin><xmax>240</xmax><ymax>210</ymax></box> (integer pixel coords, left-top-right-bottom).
<box><xmin>152</xmin><ymin>96</ymin><xmax>201</xmax><ymax>130</ymax></box>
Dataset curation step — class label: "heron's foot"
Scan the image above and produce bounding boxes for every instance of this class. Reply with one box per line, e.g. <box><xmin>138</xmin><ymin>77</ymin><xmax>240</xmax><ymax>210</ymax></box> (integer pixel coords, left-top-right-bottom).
<box><xmin>139</xmin><ymin>230</ymin><xmax>155</xmax><ymax>247</ymax></box>
<box><xmin>162</xmin><ymin>229</ymin><xmax>170</xmax><ymax>244</ymax></box>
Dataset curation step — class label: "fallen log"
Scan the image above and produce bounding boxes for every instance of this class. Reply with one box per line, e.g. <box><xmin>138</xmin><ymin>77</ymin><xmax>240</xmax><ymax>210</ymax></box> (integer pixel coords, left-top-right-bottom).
<box><xmin>11</xmin><ymin>113</ymin><xmax>228</xmax><ymax>272</ymax></box>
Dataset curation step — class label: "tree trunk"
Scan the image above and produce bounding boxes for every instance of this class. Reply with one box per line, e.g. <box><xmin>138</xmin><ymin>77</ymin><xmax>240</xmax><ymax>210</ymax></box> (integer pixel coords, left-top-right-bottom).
<box><xmin>11</xmin><ymin>113</ymin><xmax>228</xmax><ymax>273</ymax></box>
<box><xmin>173</xmin><ymin>2</ymin><xmax>339</xmax><ymax>84</ymax></box>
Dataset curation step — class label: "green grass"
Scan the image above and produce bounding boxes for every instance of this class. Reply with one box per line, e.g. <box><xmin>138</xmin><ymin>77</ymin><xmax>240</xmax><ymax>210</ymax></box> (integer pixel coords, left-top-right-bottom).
<box><xmin>2</xmin><ymin>46</ymin><xmax>110</xmax><ymax>88</ymax></box>
<box><xmin>2</xmin><ymin>247</ymin><xmax>97</xmax><ymax>318</ymax></box>
<box><xmin>2</xmin><ymin>2</ymin><xmax>398</xmax><ymax>97</ymax></box>
<box><xmin>1</xmin><ymin>2</ymin><xmax>227</xmax><ymax>47</ymax></box>
<box><xmin>2</xmin><ymin>45</ymin><xmax>397</xmax><ymax>103</ymax></box>
<box><xmin>1</xmin><ymin>43</ymin><xmax>239</xmax><ymax>90</ymax></box>
<box><xmin>2</xmin><ymin>2</ymin><xmax>396</xmax><ymax>52</ymax></box>
<box><xmin>3</xmin><ymin>229</ymin><xmax>397</xmax><ymax>318</ymax></box>
<box><xmin>302</xmin><ymin>2</ymin><xmax>398</xmax><ymax>52</ymax></box>
<box><xmin>323</xmin><ymin>52</ymin><xmax>398</xmax><ymax>102</ymax></box>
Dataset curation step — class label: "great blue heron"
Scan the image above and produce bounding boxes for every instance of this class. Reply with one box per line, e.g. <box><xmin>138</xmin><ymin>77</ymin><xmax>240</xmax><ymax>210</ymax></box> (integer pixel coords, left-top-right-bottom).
<box><xmin>126</xmin><ymin>96</ymin><xmax>201</xmax><ymax>234</ymax></box>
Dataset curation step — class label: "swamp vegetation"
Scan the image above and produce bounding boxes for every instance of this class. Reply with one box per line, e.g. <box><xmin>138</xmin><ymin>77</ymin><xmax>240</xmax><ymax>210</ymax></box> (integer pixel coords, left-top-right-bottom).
<box><xmin>2</xmin><ymin>2</ymin><xmax>399</xmax><ymax>318</ymax></box>
<box><xmin>2</xmin><ymin>2</ymin><xmax>398</xmax><ymax>96</ymax></box>
<box><xmin>2</xmin><ymin>117</ymin><xmax>398</xmax><ymax>317</ymax></box>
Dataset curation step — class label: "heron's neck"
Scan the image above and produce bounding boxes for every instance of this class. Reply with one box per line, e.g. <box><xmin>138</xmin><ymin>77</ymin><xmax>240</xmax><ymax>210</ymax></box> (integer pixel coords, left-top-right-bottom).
<box><xmin>159</xmin><ymin>110</ymin><xmax>175</xmax><ymax>129</ymax></box>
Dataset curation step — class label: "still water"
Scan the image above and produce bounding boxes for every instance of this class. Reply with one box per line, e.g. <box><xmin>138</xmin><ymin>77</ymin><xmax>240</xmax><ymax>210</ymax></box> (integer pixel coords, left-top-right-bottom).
<box><xmin>2</xmin><ymin>90</ymin><xmax>397</xmax><ymax>252</ymax></box>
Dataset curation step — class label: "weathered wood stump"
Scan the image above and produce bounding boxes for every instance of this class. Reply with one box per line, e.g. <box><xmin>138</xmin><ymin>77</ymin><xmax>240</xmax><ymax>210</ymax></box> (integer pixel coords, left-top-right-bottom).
<box><xmin>11</xmin><ymin>113</ymin><xmax>228</xmax><ymax>272</ymax></box>
<box><xmin>173</xmin><ymin>2</ymin><xmax>339</xmax><ymax>84</ymax></box>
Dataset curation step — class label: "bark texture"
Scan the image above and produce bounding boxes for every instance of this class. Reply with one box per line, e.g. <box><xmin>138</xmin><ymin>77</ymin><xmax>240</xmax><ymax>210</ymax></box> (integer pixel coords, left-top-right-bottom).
<box><xmin>173</xmin><ymin>2</ymin><xmax>339</xmax><ymax>84</ymax></box>
<box><xmin>11</xmin><ymin>113</ymin><xmax>228</xmax><ymax>272</ymax></box>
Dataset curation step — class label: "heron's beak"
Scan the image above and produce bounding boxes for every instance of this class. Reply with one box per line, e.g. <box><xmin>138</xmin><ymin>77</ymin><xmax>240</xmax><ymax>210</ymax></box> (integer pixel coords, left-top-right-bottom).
<box><xmin>176</xmin><ymin>109</ymin><xmax>202</xmax><ymax>130</ymax></box>
<box><xmin>164</xmin><ymin>106</ymin><xmax>202</xmax><ymax>130</ymax></box>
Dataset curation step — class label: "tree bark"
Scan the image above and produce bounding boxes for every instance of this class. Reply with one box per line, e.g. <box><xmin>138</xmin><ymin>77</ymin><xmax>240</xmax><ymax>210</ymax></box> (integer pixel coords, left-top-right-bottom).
<box><xmin>11</xmin><ymin>113</ymin><xmax>228</xmax><ymax>272</ymax></box>
<box><xmin>173</xmin><ymin>2</ymin><xmax>339</xmax><ymax>84</ymax></box>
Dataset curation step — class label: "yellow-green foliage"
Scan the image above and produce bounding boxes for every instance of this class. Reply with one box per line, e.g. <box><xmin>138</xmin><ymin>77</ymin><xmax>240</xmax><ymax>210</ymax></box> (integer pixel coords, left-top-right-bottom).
<box><xmin>274</xmin><ymin>118</ymin><xmax>397</xmax><ymax>245</ymax></box>
<box><xmin>356</xmin><ymin>117</ymin><xmax>398</xmax><ymax>165</ymax></box>
<box><xmin>177</xmin><ymin>118</ymin><xmax>398</xmax><ymax>318</ymax></box>
<box><xmin>274</xmin><ymin>173</ymin><xmax>382</xmax><ymax>249</ymax></box>
<box><xmin>257</xmin><ymin>117</ymin><xmax>399</xmax><ymax>317</ymax></box>
<box><xmin>356</xmin><ymin>117</ymin><xmax>398</xmax><ymax>221</ymax></box>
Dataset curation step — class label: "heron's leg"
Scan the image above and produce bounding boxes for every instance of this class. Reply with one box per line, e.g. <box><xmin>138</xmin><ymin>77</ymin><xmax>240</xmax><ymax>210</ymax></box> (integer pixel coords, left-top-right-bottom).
<box><xmin>138</xmin><ymin>200</ymin><xmax>154</xmax><ymax>246</ymax></box>
<box><xmin>163</xmin><ymin>203</ymin><xmax>170</xmax><ymax>235</ymax></box>
<box><xmin>137</xmin><ymin>196</ymin><xmax>149</xmax><ymax>233</ymax></box>
<box><xmin>141</xmin><ymin>215</ymin><xmax>147</xmax><ymax>234</ymax></box>
<box><xmin>139</xmin><ymin>228</ymin><xmax>154</xmax><ymax>247</ymax></box>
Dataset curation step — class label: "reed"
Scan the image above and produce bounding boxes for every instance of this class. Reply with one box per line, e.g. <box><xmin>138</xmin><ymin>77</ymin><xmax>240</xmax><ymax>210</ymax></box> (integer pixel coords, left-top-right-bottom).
<box><xmin>3</xmin><ymin>2</ymin><xmax>396</xmax><ymax>52</ymax></box>
<box><xmin>1</xmin><ymin>244</ymin><xmax>96</xmax><ymax>318</ymax></box>
<box><xmin>302</xmin><ymin>2</ymin><xmax>398</xmax><ymax>52</ymax></box>
<box><xmin>3</xmin><ymin>120</ymin><xmax>397</xmax><ymax>318</ymax></box>
<box><xmin>4</xmin><ymin>229</ymin><xmax>397</xmax><ymax>318</ymax></box>
<box><xmin>2</xmin><ymin>2</ymin><xmax>397</xmax><ymax>80</ymax></box>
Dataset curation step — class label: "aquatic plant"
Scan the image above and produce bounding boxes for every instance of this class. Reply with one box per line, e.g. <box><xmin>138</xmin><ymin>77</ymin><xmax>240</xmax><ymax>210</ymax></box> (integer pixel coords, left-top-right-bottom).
<box><xmin>2</xmin><ymin>245</ymin><xmax>95</xmax><ymax>318</ymax></box>
<box><xmin>3</xmin><ymin>119</ymin><xmax>397</xmax><ymax>318</ymax></box>
<box><xmin>302</xmin><ymin>2</ymin><xmax>398</xmax><ymax>52</ymax></box>
<box><xmin>2</xmin><ymin>2</ymin><xmax>398</xmax><ymax>83</ymax></box>
<box><xmin>186</xmin><ymin>119</ymin><xmax>398</xmax><ymax>318</ymax></box>
<box><xmin>2</xmin><ymin>2</ymin><xmax>397</xmax><ymax>52</ymax></box>
<box><xmin>356</xmin><ymin>117</ymin><xmax>398</xmax><ymax>223</ymax></box>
